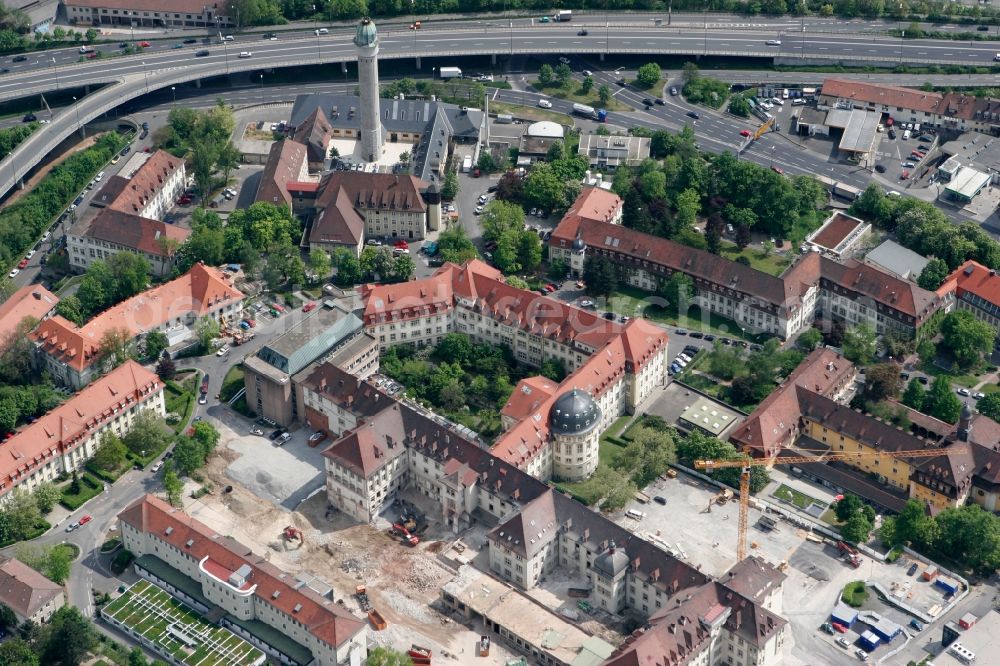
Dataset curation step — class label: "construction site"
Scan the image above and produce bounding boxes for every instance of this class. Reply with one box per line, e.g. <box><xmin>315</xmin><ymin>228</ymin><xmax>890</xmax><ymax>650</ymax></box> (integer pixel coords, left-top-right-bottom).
<box><xmin>173</xmin><ymin>415</ymin><xmax>528</xmax><ymax>665</ymax></box>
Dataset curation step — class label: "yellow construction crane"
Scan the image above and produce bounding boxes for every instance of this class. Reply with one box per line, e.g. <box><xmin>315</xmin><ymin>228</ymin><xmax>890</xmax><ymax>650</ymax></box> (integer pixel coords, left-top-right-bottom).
<box><xmin>753</xmin><ymin>116</ymin><xmax>774</xmax><ymax>140</ymax></box>
<box><xmin>694</xmin><ymin>445</ymin><xmax>969</xmax><ymax>562</ymax></box>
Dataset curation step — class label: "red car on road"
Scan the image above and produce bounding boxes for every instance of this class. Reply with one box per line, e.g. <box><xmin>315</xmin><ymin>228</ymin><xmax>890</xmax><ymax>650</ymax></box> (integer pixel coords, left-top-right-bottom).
<box><xmin>138</xmin><ymin>41</ymin><xmax>151</xmax><ymax>48</ymax></box>
<box><xmin>17</xmin><ymin>258</ymin><xmax>28</xmax><ymax>269</ymax></box>
<box><xmin>740</xmin><ymin>129</ymin><xmax>751</xmax><ymax>137</ymax></box>
<box><xmin>302</xmin><ymin>302</ymin><xmax>316</xmax><ymax>313</ymax></box>
<box><xmin>394</xmin><ymin>239</ymin><xmax>409</xmax><ymax>250</ymax></box>
<box><xmin>78</xmin><ymin>514</ymin><xmax>92</xmax><ymax>525</ymax></box>
<box><xmin>177</xmin><ymin>195</ymin><xmax>192</xmax><ymax>205</ymax></box>
<box><xmin>770</xmin><ymin>165</ymin><xmax>784</xmax><ymax>174</ymax></box>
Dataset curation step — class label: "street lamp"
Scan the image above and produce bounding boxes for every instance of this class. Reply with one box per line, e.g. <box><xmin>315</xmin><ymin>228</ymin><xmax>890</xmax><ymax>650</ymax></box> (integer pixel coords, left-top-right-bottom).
<box><xmin>71</xmin><ymin>96</ymin><xmax>84</xmax><ymax>137</ymax></box>
<box><xmin>51</xmin><ymin>57</ymin><xmax>60</xmax><ymax>91</ymax></box>
<box><xmin>259</xmin><ymin>74</ymin><xmax>263</xmax><ymax>90</ymax></box>
<box><xmin>141</xmin><ymin>61</ymin><xmax>149</xmax><ymax>92</ymax></box>
<box><xmin>171</xmin><ymin>86</ymin><xmax>176</xmax><ymax>105</ymax></box>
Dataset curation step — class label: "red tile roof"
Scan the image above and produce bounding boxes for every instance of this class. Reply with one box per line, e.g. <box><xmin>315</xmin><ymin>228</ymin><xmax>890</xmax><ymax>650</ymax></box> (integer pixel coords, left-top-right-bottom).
<box><xmin>0</xmin><ymin>556</ymin><xmax>63</xmax><ymax>619</ymax></box>
<box><xmin>322</xmin><ymin>404</ymin><xmax>408</xmax><ymax>477</ymax></box>
<box><xmin>32</xmin><ymin>264</ymin><xmax>243</xmax><ymax>372</ymax></box>
<box><xmin>256</xmin><ymin>139</ymin><xmax>308</xmax><ymax>207</ymax></box>
<box><xmin>942</xmin><ymin>259</ymin><xmax>1000</xmax><ymax>307</ymax></box>
<box><xmin>0</xmin><ymin>361</ymin><xmax>161</xmax><ymax>496</ymax></box>
<box><xmin>730</xmin><ymin>349</ymin><xmax>856</xmax><ymax>457</ymax></box>
<box><xmin>819</xmin><ymin>256</ymin><xmax>939</xmax><ymax>321</ymax></box>
<box><xmin>820</xmin><ymin>78</ymin><xmax>942</xmax><ymax>114</ymax></box>
<box><xmin>308</xmin><ymin>172</ymin><xmax>428</xmax><ymax>247</ymax></box>
<box><xmin>0</xmin><ymin>284</ymin><xmax>58</xmax><ymax>345</ymax></box>
<box><xmin>118</xmin><ymin>494</ymin><xmax>366</xmax><ymax>649</ymax></box>
<box><xmin>107</xmin><ymin>150</ymin><xmax>182</xmax><ymax>217</ymax></box>
<box><xmin>85</xmin><ymin>209</ymin><xmax>189</xmax><ymax>259</ymax></box>
<box><xmin>554</xmin><ymin>187</ymin><xmax>623</xmax><ymax>240</ymax></box>
<box><xmin>551</xmin><ymin>215</ymin><xmax>820</xmax><ymax>316</ymax></box>
<box><xmin>502</xmin><ymin>376</ymin><xmax>558</xmax><ymax>421</ymax></box>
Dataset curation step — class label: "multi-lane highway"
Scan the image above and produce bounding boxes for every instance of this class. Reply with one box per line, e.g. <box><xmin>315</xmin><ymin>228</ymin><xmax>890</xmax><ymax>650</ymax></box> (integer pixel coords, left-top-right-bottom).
<box><xmin>1</xmin><ymin>17</ymin><xmax>997</xmax><ymax>201</ymax></box>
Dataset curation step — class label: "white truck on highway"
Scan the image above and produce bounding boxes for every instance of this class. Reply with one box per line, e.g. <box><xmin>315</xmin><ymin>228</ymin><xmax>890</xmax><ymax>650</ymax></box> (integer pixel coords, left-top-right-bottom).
<box><xmin>439</xmin><ymin>66</ymin><xmax>463</xmax><ymax>79</ymax></box>
<box><xmin>556</xmin><ymin>9</ymin><xmax>573</xmax><ymax>21</ymax></box>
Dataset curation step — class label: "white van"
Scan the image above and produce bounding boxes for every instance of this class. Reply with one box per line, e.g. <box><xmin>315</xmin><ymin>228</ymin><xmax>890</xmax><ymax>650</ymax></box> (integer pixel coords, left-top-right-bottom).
<box><xmin>95</xmin><ymin>170</ymin><xmax>105</xmax><ymax>181</ymax></box>
<box><xmin>771</xmin><ymin>97</ymin><xmax>784</xmax><ymax>106</ymax></box>
<box><xmin>625</xmin><ymin>509</ymin><xmax>646</xmax><ymax>520</ymax></box>
<box><xmin>903</xmin><ymin>129</ymin><xmax>911</xmax><ymax>140</ymax></box>
<box><xmin>315</xmin><ymin>28</ymin><xmax>329</xmax><ymax>35</ymax></box>
<box><xmin>791</xmin><ymin>98</ymin><xmax>805</xmax><ymax>106</ymax></box>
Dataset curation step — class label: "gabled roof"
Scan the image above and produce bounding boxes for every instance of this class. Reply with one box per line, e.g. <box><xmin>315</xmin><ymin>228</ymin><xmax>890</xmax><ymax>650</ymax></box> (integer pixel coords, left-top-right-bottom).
<box><xmin>819</xmin><ymin>256</ymin><xmax>939</xmax><ymax>320</ymax></box>
<box><xmin>291</xmin><ymin>108</ymin><xmax>333</xmax><ymax>164</ymax></box>
<box><xmin>118</xmin><ymin>494</ymin><xmax>366</xmax><ymax>649</ymax></box>
<box><xmin>0</xmin><ymin>556</ymin><xmax>63</xmax><ymax>619</ymax></box>
<box><xmin>502</xmin><ymin>376</ymin><xmax>558</xmax><ymax>421</ymax></box>
<box><xmin>819</xmin><ymin>78</ymin><xmax>943</xmax><ymax>114</ymax></box>
<box><xmin>84</xmin><ymin>208</ymin><xmax>190</xmax><ymax>258</ymax></box>
<box><xmin>322</xmin><ymin>404</ymin><xmax>408</xmax><ymax>476</ymax></box>
<box><xmin>256</xmin><ymin>139</ymin><xmax>308</xmax><ymax>207</ymax></box>
<box><xmin>551</xmin><ymin>215</ymin><xmax>819</xmax><ymax>315</ymax></box>
<box><xmin>0</xmin><ymin>361</ymin><xmax>161</xmax><ymax>495</ymax></box>
<box><xmin>307</xmin><ymin>172</ymin><xmax>427</xmax><ymax>247</ymax></box>
<box><xmin>0</xmin><ymin>284</ymin><xmax>58</xmax><ymax>345</ymax></box>
<box><xmin>731</xmin><ymin>349</ymin><xmax>855</xmax><ymax>457</ymax></box>
<box><xmin>32</xmin><ymin>264</ymin><xmax>243</xmax><ymax>371</ymax></box>
<box><xmin>106</xmin><ymin>149</ymin><xmax>182</xmax><ymax>216</ymax></box>
<box><xmin>942</xmin><ymin>259</ymin><xmax>1000</xmax><ymax>307</ymax></box>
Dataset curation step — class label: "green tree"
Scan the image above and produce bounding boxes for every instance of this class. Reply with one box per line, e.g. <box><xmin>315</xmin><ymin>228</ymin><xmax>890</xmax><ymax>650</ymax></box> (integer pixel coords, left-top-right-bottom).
<box><xmin>92</xmin><ymin>432</ymin><xmax>127</xmax><ymax>472</ymax></box>
<box><xmin>191</xmin><ymin>421</ymin><xmax>220</xmax><ymax>458</ymax></box>
<box><xmin>54</xmin><ymin>295</ymin><xmax>86</xmax><ymax>326</ymax></box>
<box><xmin>934</xmin><ymin>504</ymin><xmax>1000</xmax><ymax>571</ymax></box>
<box><xmin>43</xmin><ymin>545</ymin><xmax>72</xmax><ymax>584</ymax></box>
<box><xmin>195</xmin><ymin>316</ymin><xmax>221</xmax><ymax>351</ymax></box>
<box><xmin>864</xmin><ymin>363</ymin><xmax>902</xmax><ymax>401</ymax></box>
<box><xmin>441</xmin><ymin>166</ymin><xmax>459</xmax><ymax>200</ymax></box>
<box><xmin>583</xmin><ymin>256</ymin><xmax>618</xmax><ymax>299</ymax></box>
<box><xmin>880</xmin><ymin>499</ymin><xmax>938</xmax><ymax>548</ymax></box>
<box><xmin>538</xmin><ymin>63</ymin><xmax>554</xmax><ymax>86</ymax></box>
<box><xmin>1</xmin><ymin>489</ymin><xmax>41</xmax><ymax>542</ymax></box>
<box><xmin>522</xmin><ymin>163</ymin><xmax>570</xmax><ymax>212</ymax></box>
<box><xmin>657</xmin><ymin>272</ymin><xmax>694</xmax><ymax>313</ymax></box>
<box><xmin>841</xmin><ymin>513</ymin><xmax>874</xmax><ymax>544</ymax></box>
<box><xmin>32</xmin><ymin>482</ymin><xmax>61</xmax><ymax>515</ymax></box>
<box><xmin>367</xmin><ymin>646</ymin><xmax>414</xmax><ymax>666</ymax></box>
<box><xmin>598</xmin><ymin>84</ymin><xmax>611</xmax><ymax>105</ymax></box>
<box><xmin>675</xmin><ymin>188</ymin><xmax>701</xmax><ymax>229</ymax></box>
<box><xmin>728</xmin><ymin>95</ymin><xmax>751</xmax><ymax>117</ymax></box>
<box><xmin>308</xmin><ymin>248</ymin><xmax>332</xmax><ymax>280</ymax></box>
<box><xmin>122</xmin><ymin>411</ymin><xmax>171</xmax><ymax>458</ymax></box>
<box><xmin>924</xmin><ymin>376</ymin><xmax>963</xmax><ymax>424</ymax></box>
<box><xmin>143</xmin><ymin>331</ymin><xmax>169</xmax><ymax>364</ymax></box>
<box><xmin>797</xmin><ymin>328</ymin><xmax>822</xmax><ymax>351</ymax></box>
<box><xmin>392</xmin><ymin>253</ymin><xmax>415</xmax><ymax>283</ymax></box>
<box><xmin>940</xmin><ymin>310</ymin><xmax>996</xmax><ymax>369</ymax></box>
<box><xmin>156</xmin><ymin>354</ymin><xmax>176</xmax><ymax>380</ymax></box>
<box><xmin>40</xmin><ymin>606</ymin><xmax>97</xmax><ymax>666</ymax></box>
<box><xmin>171</xmin><ymin>437</ymin><xmax>205</xmax><ymax>476</ymax></box>
<box><xmin>917</xmin><ymin>258</ymin><xmax>949</xmax><ymax>290</ymax></box>
<box><xmin>555</xmin><ymin>63</ymin><xmax>572</xmax><ymax>87</ymax></box>
<box><xmin>616</xmin><ymin>425</ymin><xmax>676</xmax><ymax>487</ymax></box>
<box><xmin>636</xmin><ymin>62</ymin><xmax>662</xmax><ymax>89</ymax></box>
<box><xmin>517</xmin><ymin>231</ymin><xmax>542</xmax><ymax>271</ymax></box>
<box><xmin>163</xmin><ymin>467</ymin><xmax>183</xmax><ymax>506</ymax></box>
<box><xmin>481</xmin><ymin>200</ymin><xmax>525</xmax><ymax>242</ymax></box>
<box><xmin>580</xmin><ymin>75</ymin><xmax>594</xmax><ymax>95</ymax></box>
<box><xmin>835</xmin><ymin>494</ymin><xmax>865</xmax><ymax>523</ymax></box>
<box><xmin>128</xmin><ymin>647</ymin><xmax>149</xmax><ymax>666</ymax></box>
<box><xmin>842</xmin><ymin>323</ymin><xmax>877</xmax><ymax>365</ymax></box>
<box><xmin>436</xmin><ymin>225</ymin><xmax>477</xmax><ymax>265</ymax></box>
<box><xmin>0</xmin><ymin>638</ymin><xmax>38</xmax><ymax>666</ymax></box>
<box><xmin>901</xmin><ymin>380</ymin><xmax>926</xmax><ymax>411</ymax></box>
<box><xmin>0</xmin><ymin>602</ymin><xmax>17</xmax><ymax>629</ymax></box>
<box><xmin>493</xmin><ymin>230</ymin><xmax>522</xmax><ymax>274</ymax></box>
<box><xmin>330</xmin><ymin>247</ymin><xmax>362</xmax><ymax>287</ymax></box>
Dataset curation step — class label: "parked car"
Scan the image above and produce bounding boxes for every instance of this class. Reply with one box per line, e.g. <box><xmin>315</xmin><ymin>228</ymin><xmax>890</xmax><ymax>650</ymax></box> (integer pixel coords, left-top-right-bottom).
<box><xmin>269</xmin><ymin>429</ymin><xmax>284</xmax><ymax>440</ymax></box>
<box><xmin>276</xmin><ymin>432</ymin><xmax>292</xmax><ymax>446</ymax></box>
<box><xmin>907</xmin><ymin>562</ymin><xmax>919</xmax><ymax>576</ymax></box>
<box><xmin>820</xmin><ymin>622</ymin><xmax>835</xmax><ymax>635</ymax></box>
<box><xmin>653</xmin><ymin>495</ymin><xmax>667</xmax><ymax>505</ymax></box>
<box><xmin>836</xmin><ymin>637</ymin><xmax>851</xmax><ymax>649</ymax></box>
<box><xmin>909</xmin><ymin>619</ymin><xmax>924</xmax><ymax>632</ymax></box>
<box><xmin>874</xmin><ymin>164</ymin><xmax>886</xmax><ymax>173</ymax></box>
<box><xmin>65</xmin><ymin>522</ymin><xmax>79</xmax><ymax>532</ymax></box>
<box><xmin>151</xmin><ymin>461</ymin><xmax>163</xmax><ymax>472</ymax></box>
<box><xmin>78</xmin><ymin>514</ymin><xmax>92</xmax><ymax>525</ymax></box>
<box><xmin>302</xmin><ymin>301</ymin><xmax>317</xmax><ymax>313</ymax></box>
<box><xmin>958</xmin><ymin>387</ymin><xmax>971</xmax><ymax>396</ymax></box>
<box><xmin>216</xmin><ymin>344</ymin><xmax>230</xmax><ymax>356</ymax></box>
<box><xmin>669</xmin><ymin>87</ymin><xmax>678</xmax><ymax>96</ymax></box>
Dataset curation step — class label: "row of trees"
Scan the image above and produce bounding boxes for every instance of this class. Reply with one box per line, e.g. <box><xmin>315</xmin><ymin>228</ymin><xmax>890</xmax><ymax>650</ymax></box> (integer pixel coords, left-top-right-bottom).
<box><xmin>881</xmin><ymin>499</ymin><xmax>1000</xmax><ymax>572</ymax></box>
<box><xmin>0</xmin><ymin>122</ymin><xmax>37</xmax><ymax>160</ymax></box>
<box><xmin>0</xmin><ymin>132</ymin><xmax>124</xmax><ymax>274</ymax></box>
<box><xmin>619</xmin><ymin>125</ymin><xmax>827</xmax><ymax>247</ymax></box>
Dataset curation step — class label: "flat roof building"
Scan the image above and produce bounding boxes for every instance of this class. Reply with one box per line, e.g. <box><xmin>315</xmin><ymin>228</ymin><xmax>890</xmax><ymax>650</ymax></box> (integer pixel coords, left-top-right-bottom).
<box><xmin>824</xmin><ymin>108</ymin><xmax>881</xmax><ymax>156</ymax></box>
<box><xmin>243</xmin><ymin>301</ymin><xmax>376</xmax><ymax>426</ymax></box>
<box><xmin>678</xmin><ymin>396</ymin><xmax>740</xmax><ymax>437</ymax></box>
<box><xmin>944</xmin><ymin>166</ymin><xmax>992</xmax><ymax>203</ymax></box>
<box><xmin>864</xmin><ymin>240</ymin><xmax>930</xmax><ymax>282</ymax></box>
<box><xmin>578</xmin><ymin>134</ymin><xmax>651</xmax><ymax>170</ymax></box>
<box><xmin>804</xmin><ymin>211</ymin><xmax>871</xmax><ymax>259</ymax></box>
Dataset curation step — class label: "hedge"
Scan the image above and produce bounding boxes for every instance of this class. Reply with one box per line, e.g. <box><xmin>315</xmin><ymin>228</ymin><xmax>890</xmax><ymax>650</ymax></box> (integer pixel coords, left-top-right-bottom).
<box><xmin>59</xmin><ymin>472</ymin><xmax>104</xmax><ymax>510</ymax></box>
<box><xmin>0</xmin><ymin>519</ymin><xmax>50</xmax><ymax>548</ymax></box>
<box><xmin>86</xmin><ymin>461</ymin><xmax>129</xmax><ymax>484</ymax></box>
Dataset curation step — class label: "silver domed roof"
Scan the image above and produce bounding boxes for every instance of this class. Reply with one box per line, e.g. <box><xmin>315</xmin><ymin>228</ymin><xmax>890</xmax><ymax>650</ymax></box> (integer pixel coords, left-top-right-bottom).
<box><xmin>550</xmin><ymin>388</ymin><xmax>601</xmax><ymax>435</ymax></box>
<box><xmin>593</xmin><ymin>541</ymin><xmax>628</xmax><ymax>577</ymax></box>
<box><xmin>354</xmin><ymin>17</ymin><xmax>378</xmax><ymax>48</ymax></box>
<box><xmin>572</xmin><ymin>236</ymin><xmax>586</xmax><ymax>251</ymax></box>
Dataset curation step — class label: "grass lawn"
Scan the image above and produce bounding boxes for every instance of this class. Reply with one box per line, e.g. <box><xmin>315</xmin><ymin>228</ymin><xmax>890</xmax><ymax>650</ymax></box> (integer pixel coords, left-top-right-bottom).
<box><xmin>59</xmin><ymin>472</ymin><xmax>104</xmax><ymax>510</ymax></box>
<box><xmin>164</xmin><ymin>371</ymin><xmax>198</xmax><ymax>433</ymax></box>
<box><xmin>841</xmin><ymin>580</ymin><xmax>869</xmax><ymax>607</ymax></box>
<box><xmin>918</xmin><ymin>362</ymin><xmax>982</xmax><ymax>389</ymax></box>
<box><xmin>490</xmin><ymin>101</ymin><xmax>573</xmax><ymax>125</ymax></box>
<box><xmin>599</xmin><ymin>439</ymin><xmax>625</xmax><ymax>469</ymax></box>
<box><xmin>820</xmin><ymin>507</ymin><xmax>845</xmax><ymax>527</ymax></box>
<box><xmin>771</xmin><ymin>484</ymin><xmax>826</xmax><ymax>511</ymax></box>
<box><xmin>554</xmin><ymin>464</ymin><xmax>613</xmax><ymax>506</ymax></box>
<box><xmin>608</xmin><ymin>286</ymin><xmax>758</xmax><ymax>340</ymax></box>
<box><xmin>219</xmin><ymin>364</ymin><xmax>245</xmax><ymax>403</ymax></box>
<box><xmin>532</xmin><ymin>79</ymin><xmax>630</xmax><ymax>111</ymax></box>
<box><xmin>720</xmin><ymin>243</ymin><xmax>793</xmax><ymax>277</ymax></box>
<box><xmin>103</xmin><ymin>580</ymin><xmax>264</xmax><ymax>666</ymax></box>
